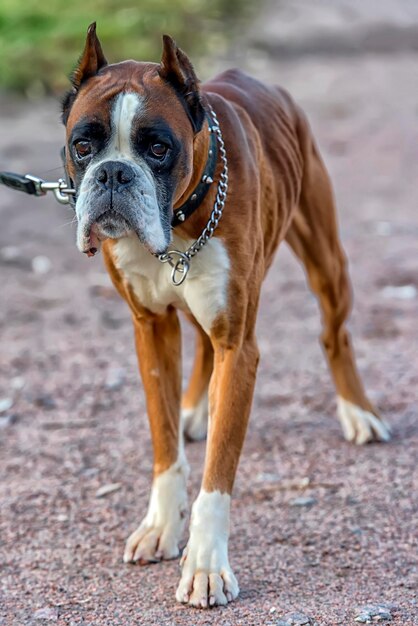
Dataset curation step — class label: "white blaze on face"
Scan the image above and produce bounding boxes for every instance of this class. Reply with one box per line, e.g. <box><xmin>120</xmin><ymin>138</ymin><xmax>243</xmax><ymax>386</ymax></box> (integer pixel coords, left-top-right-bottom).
<box><xmin>109</xmin><ymin>92</ymin><xmax>144</xmax><ymax>159</ymax></box>
<box><xmin>75</xmin><ymin>91</ymin><xmax>169</xmax><ymax>255</ymax></box>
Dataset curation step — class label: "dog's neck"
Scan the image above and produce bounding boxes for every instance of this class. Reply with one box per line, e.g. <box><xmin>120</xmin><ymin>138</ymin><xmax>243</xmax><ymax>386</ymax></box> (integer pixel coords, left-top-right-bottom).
<box><xmin>173</xmin><ymin>118</ymin><xmax>211</xmax><ymax>211</ymax></box>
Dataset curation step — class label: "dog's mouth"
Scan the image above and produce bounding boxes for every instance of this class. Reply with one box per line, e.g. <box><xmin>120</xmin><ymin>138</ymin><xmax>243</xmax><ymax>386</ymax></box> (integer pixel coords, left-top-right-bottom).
<box><xmin>79</xmin><ymin>208</ymin><xmax>169</xmax><ymax>258</ymax></box>
<box><xmin>95</xmin><ymin>210</ymin><xmax>132</xmax><ymax>238</ymax></box>
<box><xmin>81</xmin><ymin>210</ymin><xmax>133</xmax><ymax>257</ymax></box>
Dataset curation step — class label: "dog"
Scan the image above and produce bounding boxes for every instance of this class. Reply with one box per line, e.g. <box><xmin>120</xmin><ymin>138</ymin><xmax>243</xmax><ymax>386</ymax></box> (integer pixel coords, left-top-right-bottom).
<box><xmin>61</xmin><ymin>23</ymin><xmax>391</xmax><ymax>608</ymax></box>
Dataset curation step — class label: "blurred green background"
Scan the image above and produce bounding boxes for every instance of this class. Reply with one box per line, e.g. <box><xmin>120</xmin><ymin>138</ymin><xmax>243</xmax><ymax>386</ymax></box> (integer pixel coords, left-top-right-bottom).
<box><xmin>0</xmin><ymin>0</ymin><xmax>253</xmax><ymax>96</ymax></box>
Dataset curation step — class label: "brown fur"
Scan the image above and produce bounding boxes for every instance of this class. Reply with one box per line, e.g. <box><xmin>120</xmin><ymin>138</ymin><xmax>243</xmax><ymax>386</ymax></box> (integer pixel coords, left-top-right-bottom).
<box><xmin>66</xmin><ymin>38</ymin><xmax>385</xmax><ymax>499</ymax></box>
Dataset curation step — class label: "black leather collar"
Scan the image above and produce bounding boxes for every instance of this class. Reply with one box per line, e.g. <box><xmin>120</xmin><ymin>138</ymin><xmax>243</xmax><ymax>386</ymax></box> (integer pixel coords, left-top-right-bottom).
<box><xmin>171</xmin><ymin>115</ymin><xmax>218</xmax><ymax>228</ymax></box>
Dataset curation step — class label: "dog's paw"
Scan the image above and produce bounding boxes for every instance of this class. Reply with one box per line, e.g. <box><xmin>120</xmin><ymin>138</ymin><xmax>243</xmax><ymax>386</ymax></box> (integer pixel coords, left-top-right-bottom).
<box><xmin>123</xmin><ymin>460</ymin><xmax>188</xmax><ymax>564</ymax></box>
<box><xmin>182</xmin><ymin>391</ymin><xmax>209</xmax><ymax>441</ymax></box>
<box><xmin>175</xmin><ymin>490</ymin><xmax>239</xmax><ymax>608</ymax></box>
<box><xmin>337</xmin><ymin>396</ymin><xmax>391</xmax><ymax>445</ymax></box>
<box><xmin>176</xmin><ymin>541</ymin><xmax>239</xmax><ymax>609</ymax></box>
<box><xmin>123</xmin><ymin>517</ymin><xmax>183</xmax><ymax>564</ymax></box>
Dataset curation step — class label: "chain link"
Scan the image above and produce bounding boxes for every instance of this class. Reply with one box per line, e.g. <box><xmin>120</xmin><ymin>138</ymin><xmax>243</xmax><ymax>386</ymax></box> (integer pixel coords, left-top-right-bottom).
<box><xmin>156</xmin><ymin>104</ymin><xmax>228</xmax><ymax>286</ymax></box>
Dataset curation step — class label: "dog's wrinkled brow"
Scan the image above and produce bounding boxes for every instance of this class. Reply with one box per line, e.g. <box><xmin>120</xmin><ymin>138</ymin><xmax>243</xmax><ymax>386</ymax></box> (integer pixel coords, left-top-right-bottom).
<box><xmin>70</xmin><ymin>120</ymin><xmax>108</xmax><ymax>142</ymax></box>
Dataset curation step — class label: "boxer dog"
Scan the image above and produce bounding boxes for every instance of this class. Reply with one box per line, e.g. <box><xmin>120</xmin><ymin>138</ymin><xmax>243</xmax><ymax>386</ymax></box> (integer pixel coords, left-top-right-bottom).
<box><xmin>62</xmin><ymin>23</ymin><xmax>391</xmax><ymax>608</ymax></box>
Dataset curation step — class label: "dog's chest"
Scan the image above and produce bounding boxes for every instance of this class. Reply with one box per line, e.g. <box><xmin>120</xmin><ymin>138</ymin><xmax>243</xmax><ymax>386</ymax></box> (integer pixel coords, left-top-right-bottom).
<box><xmin>113</xmin><ymin>235</ymin><xmax>230</xmax><ymax>334</ymax></box>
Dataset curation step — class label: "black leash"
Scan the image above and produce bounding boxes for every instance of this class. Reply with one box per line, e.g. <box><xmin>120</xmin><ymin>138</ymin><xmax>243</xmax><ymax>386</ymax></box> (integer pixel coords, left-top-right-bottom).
<box><xmin>0</xmin><ymin>169</ymin><xmax>75</xmax><ymax>205</ymax></box>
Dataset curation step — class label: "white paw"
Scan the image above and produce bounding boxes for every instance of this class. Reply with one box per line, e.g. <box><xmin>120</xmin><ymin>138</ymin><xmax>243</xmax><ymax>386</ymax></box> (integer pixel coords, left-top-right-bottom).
<box><xmin>337</xmin><ymin>396</ymin><xmax>391</xmax><ymax>445</ymax></box>
<box><xmin>182</xmin><ymin>390</ymin><xmax>209</xmax><ymax>441</ymax></box>
<box><xmin>123</xmin><ymin>460</ymin><xmax>189</xmax><ymax>564</ymax></box>
<box><xmin>176</xmin><ymin>490</ymin><xmax>239</xmax><ymax>608</ymax></box>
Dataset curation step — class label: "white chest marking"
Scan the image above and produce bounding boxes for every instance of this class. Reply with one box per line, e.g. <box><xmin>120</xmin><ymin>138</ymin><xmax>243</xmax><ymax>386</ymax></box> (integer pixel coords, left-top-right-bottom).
<box><xmin>114</xmin><ymin>234</ymin><xmax>230</xmax><ymax>334</ymax></box>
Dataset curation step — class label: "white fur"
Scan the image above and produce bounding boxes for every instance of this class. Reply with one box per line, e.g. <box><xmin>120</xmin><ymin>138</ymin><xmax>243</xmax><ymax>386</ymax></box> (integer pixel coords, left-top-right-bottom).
<box><xmin>337</xmin><ymin>396</ymin><xmax>391</xmax><ymax>445</ymax></box>
<box><xmin>182</xmin><ymin>388</ymin><xmax>209</xmax><ymax>441</ymax></box>
<box><xmin>176</xmin><ymin>490</ymin><xmax>239</xmax><ymax>607</ymax></box>
<box><xmin>110</xmin><ymin>92</ymin><xmax>144</xmax><ymax>158</ymax></box>
<box><xmin>114</xmin><ymin>233</ymin><xmax>230</xmax><ymax>334</ymax></box>
<box><xmin>123</xmin><ymin>450</ymin><xmax>189</xmax><ymax>563</ymax></box>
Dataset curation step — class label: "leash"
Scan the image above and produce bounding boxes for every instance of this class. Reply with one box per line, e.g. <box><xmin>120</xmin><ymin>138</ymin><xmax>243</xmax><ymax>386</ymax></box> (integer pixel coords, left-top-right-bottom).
<box><xmin>0</xmin><ymin>171</ymin><xmax>75</xmax><ymax>204</ymax></box>
<box><xmin>0</xmin><ymin>104</ymin><xmax>228</xmax><ymax>287</ymax></box>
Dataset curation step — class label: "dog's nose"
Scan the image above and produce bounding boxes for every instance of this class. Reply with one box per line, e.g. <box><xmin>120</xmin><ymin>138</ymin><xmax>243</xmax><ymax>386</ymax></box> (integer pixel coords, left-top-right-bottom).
<box><xmin>96</xmin><ymin>161</ymin><xmax>135</xmax><ymax>190</ymax></box>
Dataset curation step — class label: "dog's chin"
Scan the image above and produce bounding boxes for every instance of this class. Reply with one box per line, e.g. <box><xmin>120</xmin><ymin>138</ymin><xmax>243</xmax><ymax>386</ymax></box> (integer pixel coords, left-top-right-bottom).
<box><xmin>79</xmin><ymin>210</ymin><xmax>169</xmax><ymax>257</ymax></box>
<box><xmin>95</xmin><ymin>211</ymin><xmax>132</xmax><ymax>240</ymax></box>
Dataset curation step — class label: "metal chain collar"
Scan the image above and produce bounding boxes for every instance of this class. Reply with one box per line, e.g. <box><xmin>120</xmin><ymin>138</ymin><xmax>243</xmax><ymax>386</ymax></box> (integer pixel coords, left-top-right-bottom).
<box><xmin>155</xmin><ymin>104</ymin><xmax>228</xmax><ymax>286</ymax></box>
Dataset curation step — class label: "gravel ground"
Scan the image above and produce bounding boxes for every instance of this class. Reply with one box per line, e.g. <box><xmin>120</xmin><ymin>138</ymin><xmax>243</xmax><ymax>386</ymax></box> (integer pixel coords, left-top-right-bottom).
<box><xmin>0</xmin><ymin>3</ymin><xmax>417</xmax><ymax>625</ymax></box>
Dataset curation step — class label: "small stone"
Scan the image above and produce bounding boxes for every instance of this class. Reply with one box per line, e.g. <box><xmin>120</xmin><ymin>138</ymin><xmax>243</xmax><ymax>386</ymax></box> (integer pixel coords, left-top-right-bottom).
<box><xmin>33</xmin><ymin>394</ymin><xmax>56</xmax><ymax>410</ymax></box>
<box><xmin>11</xmin><ymin>376</ymin><xmax>25</xmax><ymax>390</ymax></box>
<box><xmin>96</xmin><ymin>482</ymin><xmax>122</xmax><ymax>498</ymax></box>
<box><xmin>32</xmin><ymin>255</ymin><xmax>52</xmax><ymax>274</ymax></box>
<box><xmin>56</xmin><ymin>514</ymin><xmax>68</xmax><ymax>522</ymax></box>
<box><xmin>277</xmin><ymin>612</ymin><xmax>315</xmax><ymax>625</ymax></box>
<box><xmin>0</xmin><ymin>246</ymin><xmax>30</xmax><ymax>269</ymax></box>
<box><xmin>0</xmin><ymin>414</ymin><xmax>18</xmax><ymax>428</ymax></box>
<box><xmin>33</xmin><ymin>606</ymin><xmax>58</xmax><ymax>620</ymax></box>
<box><xmin>0</xmin><ymin>398</ymin><xmax>13</xmax><ymax>413</ymax></box>
<box><xmin>101</xmin><ymin>310</ymin><xmax>125</xmax><ymax>329</ymax></box>
<box><xmin>105</xmin><ymin>367</ymin><xmax>126</xmax><ymax>391</ymax></box>
<box><xmin>270</xmin><ymin>606</ymin><xmax>277</xmax><ymax>614</ymax></box>
<box><xmin>0</xmin><ymin>246</ymin><xmax>21</xmax><ymax>262</ymax></box>
<box><xmin>82</xmin><ymin>467</ymin><xmax>99</xmax><ymax>477</ymax></box>
<box><xmin>290</xmin><ymin>496</ymin><xmax>317</xmax><ymax>507</ymax></box>
<box><xmin>381</xmin><ymin>285</ymin><xmax>417</xmax><ymax>300</ymax></box>
<box><xmin>374</xmin><ymin>221</ymin><xmax>392</xmax><ymax>236</ymax></box>
<box><xmin>354</xmin><ymin>605</ymin><xmax>392</xmax><ymax>623</ymax></box>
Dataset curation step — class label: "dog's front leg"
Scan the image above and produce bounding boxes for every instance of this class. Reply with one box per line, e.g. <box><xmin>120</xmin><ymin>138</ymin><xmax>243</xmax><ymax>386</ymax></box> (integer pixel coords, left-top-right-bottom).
<box><xmin>123</xmin><ymin>307</ymin><xmax>188</xmax><ymax>564</ymax></box>
<box><xmin>176</xmin><ymin>332</ymin><xmax>260</xmax><ymax>607</ymax></box>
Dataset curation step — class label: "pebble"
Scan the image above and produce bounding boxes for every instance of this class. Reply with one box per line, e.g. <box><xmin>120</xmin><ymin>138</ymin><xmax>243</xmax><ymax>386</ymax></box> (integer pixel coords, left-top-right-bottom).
<box><xmin>101</xmin><ymin>310</ymin><xmax>125</xmax><ymax>329</ymax></box>
<box><xmin>354</xmin><ymin>605</ymin><xmax>393</xmax><ymax>623</ymax></box>
<box><xmin>0</xmin><ymin>245</ymin><xmax>21</xmax><ymax>262</ymax></box>
<box><xmin>33</xmin><ymin>606</ymin><xmax>58</xmax><ymax>620</ymax></box>
<box><xmin>381</xmin><ymin>285</ymin><xmax>417</xmax><ymax>300</ymax></box>
<box><xmin>11</xmin><ymin>376</ymin><xmax>25</xmax><ymax>390</ymax></box>
<box><xmin>96</xmin><ymin>482</ymin><xmax>122</xmax><ymax>498</ymax></box>
<box><xmin>0</xmin><ymin>414</ymin><xmax>18</xmax><ymax>428</ymax></box>
<box><xmin>105</xmin><ymin>367</ymin><xmax>126</xmax><ymax>391</ymax></box>
<box><xmin>290</xmin><ymin>496</ymin><xmax>317</xmax><ymax>507</ymax></box>
<box><xmin>32</xmin><ymin>254</ymin><xmax>52</xmax><ymax>274</ymax></box>
<box><xmin>0</xmin><ymin>398</ymin><xmax>13</xmax><ymax>413</ymax></box>
<box><xmin>374</xmin><ymin>221</ymin><xmax>393</xmax><ymax>236</ymax></box>
<box><xmin>276</xmin><ymin>612</ymin><xmax>316</xmax><ymax>625</ymax></box>
<box><xmin>33</xmin><ymin>393</ymin><xmax>56</xmax><ymax>410</ymax></box>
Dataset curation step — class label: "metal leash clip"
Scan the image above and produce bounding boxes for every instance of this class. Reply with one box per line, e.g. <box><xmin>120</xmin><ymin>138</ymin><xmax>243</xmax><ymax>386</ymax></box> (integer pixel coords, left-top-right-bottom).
<box><xmin>0</xmin><ymin>171</ymin><xmax>75</xmax><ymax>205</ymax></box>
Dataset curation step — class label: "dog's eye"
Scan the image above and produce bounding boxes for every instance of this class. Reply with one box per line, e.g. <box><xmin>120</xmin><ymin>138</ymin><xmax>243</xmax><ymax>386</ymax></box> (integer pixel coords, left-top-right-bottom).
<box><xmin>74</xmin><ymin>140</ymin><xmax>92</xmax><ymax>160</ymax></box>
<box><xmin>150</xmin><ymin>142</ymin><xmax>168</xmax><ymax>159</ymax></box>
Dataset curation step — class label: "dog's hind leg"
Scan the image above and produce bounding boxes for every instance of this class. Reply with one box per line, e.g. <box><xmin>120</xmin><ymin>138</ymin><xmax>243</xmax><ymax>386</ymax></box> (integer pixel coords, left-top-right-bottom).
<box><xmin>285</xmin><ymin>118</ymin><xmax>390</xmax><ymax>444</ymax></box>
<box><xmin>181</xmin><ymin>317</ymin><xmax>213</xmax><ymax>441</ymax></box>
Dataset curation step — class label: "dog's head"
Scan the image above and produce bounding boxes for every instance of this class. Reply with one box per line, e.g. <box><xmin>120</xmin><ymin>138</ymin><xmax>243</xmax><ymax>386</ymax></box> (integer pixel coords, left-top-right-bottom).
<box><xmin>62</xmin><ymin>23</ymin><xmax>205</xmax><ymax>256</ymax></box>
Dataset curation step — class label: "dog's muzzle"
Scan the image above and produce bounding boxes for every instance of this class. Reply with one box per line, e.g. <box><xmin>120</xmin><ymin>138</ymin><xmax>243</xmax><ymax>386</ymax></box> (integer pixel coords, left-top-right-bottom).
<box><xmin>75</xmin><ymin>159</ymin><xmax>169</xmax><ymax>257</ymax></box>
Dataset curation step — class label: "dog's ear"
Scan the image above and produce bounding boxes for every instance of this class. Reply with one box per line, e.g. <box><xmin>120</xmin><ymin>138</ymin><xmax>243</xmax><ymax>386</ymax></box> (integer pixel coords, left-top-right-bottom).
<box><xmin>72</xmin><ymin>22</ymin><xmax>107</xmax><ymax>90</ymax></box>
<box><xmin>158</xmin><ymin>35</ymin><xmax>205</xmax><ymax>133</ymax></box>
<box><xmin>62</xmin><ymin>23</ymin><xmax>107</xmax><ymax>125</ymax></box>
